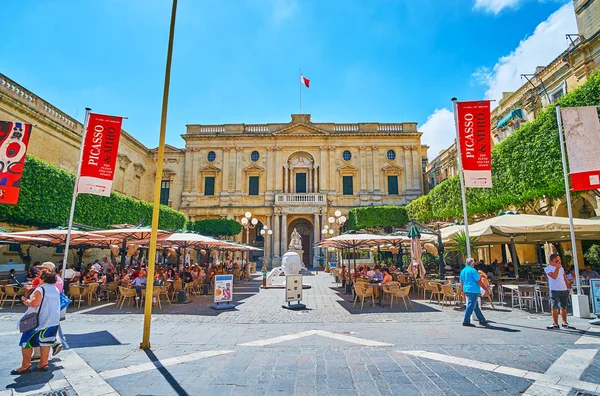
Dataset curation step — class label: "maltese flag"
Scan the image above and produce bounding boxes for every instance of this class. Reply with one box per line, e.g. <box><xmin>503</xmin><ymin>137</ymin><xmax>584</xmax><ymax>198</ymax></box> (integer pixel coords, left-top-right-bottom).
<box><xmin>301</xmin><ymin>74</ymin><xmax>310</xmax><ymax>88</ymax></box>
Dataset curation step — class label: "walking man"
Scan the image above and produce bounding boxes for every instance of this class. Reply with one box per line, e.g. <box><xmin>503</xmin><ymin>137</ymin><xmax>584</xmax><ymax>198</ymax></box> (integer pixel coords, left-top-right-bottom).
<box><xmin>545</xmin><ymin>254</ymin><xmax>575</xmax><ymax>330</ymax></box>
<box><xmin>460</xmin><ymin>258</ymin><xmax>489</xmax><ymax>327</ymax></box>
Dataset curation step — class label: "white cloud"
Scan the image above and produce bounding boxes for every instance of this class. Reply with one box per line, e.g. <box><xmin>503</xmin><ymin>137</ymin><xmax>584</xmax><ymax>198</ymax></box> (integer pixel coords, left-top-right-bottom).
<box><xmin>474</xmin><ymin>0</ymin><xmax>522</xmax><ymax>14</ymax></box>
<box><xmin>473</xmin><ymin>2</ymin><xmax>577</xmax><ymax>103</ymax></box>
<box><xmin>420</xmin><ymin>108</ymin><xmax>456</xmax><ymax>159</ymax></box>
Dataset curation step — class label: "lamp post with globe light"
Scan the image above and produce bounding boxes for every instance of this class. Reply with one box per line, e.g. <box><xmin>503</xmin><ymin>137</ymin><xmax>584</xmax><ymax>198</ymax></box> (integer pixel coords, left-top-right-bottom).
<box><xmin>240</xmin><ymin>212</ymin><xmax>258</xmax><ymax>277</ymax></box>
<box><xmin>260</xmin><ymin>226</ymin><xmax>273</xmax><ymax>287</ymax></box>
<box><xmin>321</xmin><ymin>210</ymin><xmax>346</xmax><ymax>275</ymax></box>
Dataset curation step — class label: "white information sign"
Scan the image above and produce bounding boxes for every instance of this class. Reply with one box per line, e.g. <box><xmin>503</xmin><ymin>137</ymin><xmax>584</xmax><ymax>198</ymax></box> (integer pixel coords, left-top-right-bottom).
<box><xmin>285</xmin><ymin>274</ymin><xmax>303</xmax><ymax>302</ymax></box>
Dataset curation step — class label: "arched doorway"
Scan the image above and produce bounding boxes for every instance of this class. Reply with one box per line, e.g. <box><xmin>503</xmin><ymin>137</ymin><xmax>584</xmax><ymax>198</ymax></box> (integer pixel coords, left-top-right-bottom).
<box><xmin>288</xmin><ymin>217</ymin><xmax>313</xmax><ymax>267</ymax></box>
<box><xmin>286</xmin><ymin>152</ymin><xmax>315</xmax><ymax>193</ymax></box>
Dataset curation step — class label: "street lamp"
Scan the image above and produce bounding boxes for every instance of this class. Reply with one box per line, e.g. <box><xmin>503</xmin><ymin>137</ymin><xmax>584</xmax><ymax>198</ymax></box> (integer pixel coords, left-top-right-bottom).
<box><xmin>260</xmin><ymin>226</ymin><xmax>273</xmax><ymax>287</ymax></box>
<box><xmin>321</xmin><ymin>210</ymin><xmax>347</xmax><ymax>275</ymax></box>
<box><xmin>240</xmin><ymin>212</ymin><xmax>258</xmax><ymax>278</ymax></box>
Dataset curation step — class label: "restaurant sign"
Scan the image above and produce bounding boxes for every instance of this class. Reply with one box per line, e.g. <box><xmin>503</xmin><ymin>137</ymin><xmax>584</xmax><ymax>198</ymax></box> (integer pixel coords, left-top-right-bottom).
<box><xmin>456</xmin><ymin>100</ymin><xmax>492</xmax><ymax>188</ymax></box>
<box><xmin>214</xmin><ymin>274</ymin><xmax>233</xmax><ymax>303</ymax></box>
<box><xmin>590</xmin><ymin>279</ymin><xmax>600</xmax><ymax>315</ymax></box>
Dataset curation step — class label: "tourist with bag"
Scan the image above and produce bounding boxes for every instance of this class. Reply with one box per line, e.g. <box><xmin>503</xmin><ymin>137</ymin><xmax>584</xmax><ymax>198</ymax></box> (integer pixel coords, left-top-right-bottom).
<box><xmin>11</xmin><ymin>271</ymin><xmax>60</xmax><ymax>375</ymax></box>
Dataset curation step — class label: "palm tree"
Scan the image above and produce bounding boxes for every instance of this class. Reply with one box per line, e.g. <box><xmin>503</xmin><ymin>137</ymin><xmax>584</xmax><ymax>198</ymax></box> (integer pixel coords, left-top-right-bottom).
<box><xmin>449</xmin><ymin>231</ymin><xmax>480</xmax><ymax>264</ymax></box>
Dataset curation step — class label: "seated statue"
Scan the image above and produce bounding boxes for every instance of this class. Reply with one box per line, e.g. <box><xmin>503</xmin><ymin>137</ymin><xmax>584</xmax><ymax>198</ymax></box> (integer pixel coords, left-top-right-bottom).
<box><xmin>288</xmin><ymin>228</ymin><xmax>303</xmax><ymax>251</ymax></box>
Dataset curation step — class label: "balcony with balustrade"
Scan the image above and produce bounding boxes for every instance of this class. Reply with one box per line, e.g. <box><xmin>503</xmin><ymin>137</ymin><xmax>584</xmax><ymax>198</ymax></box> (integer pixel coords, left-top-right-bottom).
<box><xmin>275</xmin><ymin>193</ymin><xmax>328</xmax><ymax>206</ymax></box>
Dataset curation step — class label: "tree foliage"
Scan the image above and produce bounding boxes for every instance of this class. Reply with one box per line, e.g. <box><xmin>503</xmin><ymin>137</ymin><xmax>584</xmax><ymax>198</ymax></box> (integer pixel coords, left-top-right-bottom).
<box><xmin>407</xmin><ymin>72</ymin><xmax>600</xmax><ymax>221</ymax></box>
<box><xmin>347</xmin><ymin>206</ymin><xmax>409</xmax><ymax>230</ymax></box>
<box><xmin>584</xmin><ymin>244</ymin><xmax>600</xmax><ymax>267</ymax></box>
<box><xmin>187</xmin><ymin>218</ymin><xmax>242</xmax><ymax>238</ymax></box>
<box><xmin>0</xmin><ymin>155</ymin><xmax>187</xmax><ymax>230</ymax></box>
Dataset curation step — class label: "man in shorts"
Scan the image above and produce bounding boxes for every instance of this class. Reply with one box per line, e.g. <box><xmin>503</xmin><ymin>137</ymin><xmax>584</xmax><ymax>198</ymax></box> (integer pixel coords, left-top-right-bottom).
<box><xmin>545</xmin><ymin>254</ymin><xmax>575</xmax><ymax>330</ymax></box>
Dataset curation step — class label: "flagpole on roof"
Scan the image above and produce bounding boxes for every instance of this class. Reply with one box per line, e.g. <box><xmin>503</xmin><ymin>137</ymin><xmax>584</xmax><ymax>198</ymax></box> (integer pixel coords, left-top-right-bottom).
<box><xmin>61</xmin><ymin>107</ymin><xmax>91</xmax><ymax>276</ymax></box>
<box><xmin>299</xmin><ymin>69</ymin><xmax>302</xmax><ymax>114</ymax></box>
<box><xmin>141</xmin><ymin>0</ymin><xmax>178</xmax><ymax>350</ymax></box>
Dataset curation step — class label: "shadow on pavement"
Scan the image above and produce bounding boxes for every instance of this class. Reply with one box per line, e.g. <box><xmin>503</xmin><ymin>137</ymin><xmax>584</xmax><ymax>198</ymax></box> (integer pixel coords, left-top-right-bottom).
<box><xmin>64</xmin><ymin>330</ymin><xmax>122</xmax><ymax>348</ymax></box>
<box><xmin>5</xmin><ymin>369</ymin><xmax>59</xmax><ymax>392</ymax></box>
<box><xmin>331</xmin><ymin>287</ymin><xmax>442</xmax><ymax>314</ymax></box>
<box><xmin>144</xmin><ymin>349</ymin><xmax>189</xmax><ymax>396</ymax></box>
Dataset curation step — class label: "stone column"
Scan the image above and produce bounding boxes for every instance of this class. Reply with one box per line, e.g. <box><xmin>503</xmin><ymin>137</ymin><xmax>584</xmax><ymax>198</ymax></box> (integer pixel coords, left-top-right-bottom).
<box><xmin>307</xmin><ymin>167</ymin><xmax>312</xmax><ymax>193</ymax></box>
<box><xmin>399</xmin><ymin>148</ymin><xmax>407</xmax><ymax>193</ymax></box>
<box><xmin>266</xmin><ymin>147</ymin><xmax>274</xmax><ymax>193</ymax></box>
<box><xmin>404</xmin><ymin>146</ymin><xmax>412</xmax><ymax>193</ymax></box>
<box><xmin>281</xmin><ymin>213</ymin><xmax>288</xmax><ymax>256</ymax></box>
<box><xmin>183</xmin><ymin>149</ymin><xmax>192</xmax><ymax>192</ymax></box>
<box><xmin>192</xmin><ymin>150</ymin><xmax>199</xmax><ymax>192</ymax></box>
<box><xmin>319</xmin><ymin>146</ymin><xmax>328</xmax><ymax>192</ymax></box>
<box><xmin>273</xmin><ymin>213</ymin><xmax>281</xmax><ymax>259</ymax></box>
<box><xmin>372</xmin><ymin>146</ymin><xmax>380</xmax><ymax>192</ymax></box>
<box><xmin>235</xmin><ymin>147</ymin><xmax>243</xmax><ymax>193</ymax></box>
<box><xmin>412</xmin><ymin>147</ymin><xmax>421</xmax><ymax>190</ymax></box>
<box><xmin>275</xmin><ymin>148</ymin><xmax>282</xmax><ymax>191</ymax></box>
<box><xmin>221</xmin><ymin>148</ymin><xmax>230</xmax><ymax>194</ymax></box>
<box><xmin>228</xmin><ymin>146</ymin><xmax>236</xmax><ymax>191</ymax></box>
<box><xmin>283</xmin><ymin>165</ymin><xmax>288</xmax><ymax>193</ymax></box>
<box><xmin>313</xmin><ymin>213</ymin><xmax>320</xmax><ymax>268</ymax></box>
<box><xmin>359</xmin><ymin>146</ymin><xmax>367</xmax><ymax>192</ymax></box>
<box><xmin>329</xmin><ymin>146</ymin><xmax>336</xmax><ymax>194</ymax></box>
<box><xmin>366</xmin><ymin>147</ymin><xmax>374</xmax><ymax>192</ymax></box>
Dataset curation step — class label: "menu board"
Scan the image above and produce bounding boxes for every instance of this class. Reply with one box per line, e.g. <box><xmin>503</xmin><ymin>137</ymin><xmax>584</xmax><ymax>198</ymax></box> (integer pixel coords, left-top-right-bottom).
<box><xmin>286</xmin><ymin>275</ymin><xmax>302</xmax><ymax>302</ymax></box>
<box><xmin>214</xmin><ymin>274</ymin><xmax>233</xmax><ymax>303</ymax></box>
<box><xmin>590</xmin><ymin>279</ymin><xmax>600</xmax><ymax>315</ymax></box>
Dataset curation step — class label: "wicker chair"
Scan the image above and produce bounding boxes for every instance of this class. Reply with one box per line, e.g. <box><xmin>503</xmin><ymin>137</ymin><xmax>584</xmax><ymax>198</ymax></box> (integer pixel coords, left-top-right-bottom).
<box><xmin>387</xmin><ymin>285</ymin><xmax>413</xmax><ymax>310</ymax></box>
<box><xmin>382</xmin><ymin>282</ymin><xmax>401</xmax><ymax>308</ymax></box>
<box><xmin>440</xmin><ymin>285</ymin><xmax>461</xmax><ymax>308</ymax></box>
<box><xmin>117</xmin><ymin>286</ymin><xmax>138</xmax><ymax>309</ymax></box>
<box><xmin>141</xmin><ymin>287</ymin><xmax>163</xmax><ymax>309</ymax></box>
<box><xmin>3</xmin><ymin>285</ymin><xmax>26</xmax><ymax>308</ymax></box>
<box><xmin>171</xmin><ymin>280</ymin><xmax>183</xmax><ymax>299</ymax></box>
<box><xmin>69</xmin><ymin>285</ymin><xmax>88</xmax><ymax>308</ymax></box>
<box><xmin>353</xmin><ymin>283</ymin><xmax>375</xmax><ymax>310</ymax></box>
<box><xmin>428</xmin><ymin>282</ymin><xmax>442</xmax><ymax>304</ymax></box>
<box><xmin>105</xmin><ymin>282</ymin><xmax>119</xmax><ymax>302</ymax></box>
<box><xmin>159</xmin><ymin>285</ymin><xmax>171</xmax><ymax>304</ymax></box>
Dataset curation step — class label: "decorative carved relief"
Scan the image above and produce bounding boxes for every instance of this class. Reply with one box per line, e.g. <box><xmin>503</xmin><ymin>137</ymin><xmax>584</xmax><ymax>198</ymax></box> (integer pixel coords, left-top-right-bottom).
<box><xmin>288</xmin><ymin>152</ymin><xmax>314</xmax><ymax>169</ymax></box>
<box><xmin>133</xmin><ymin>163</ymin><xmax>146</xmax><ymax>175</ymax></box>
<box><xmin>118</xmin><ymin>154</ymin><xmax>132</xmax><ymax>168</ymax></box>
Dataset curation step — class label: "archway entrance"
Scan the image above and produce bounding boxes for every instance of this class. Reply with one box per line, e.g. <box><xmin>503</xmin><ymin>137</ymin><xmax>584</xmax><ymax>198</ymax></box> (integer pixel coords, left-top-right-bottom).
<box><xmin>288</xmin><ymin>217</ymin><xmax>313</xmax><ymax>267</ymax></box>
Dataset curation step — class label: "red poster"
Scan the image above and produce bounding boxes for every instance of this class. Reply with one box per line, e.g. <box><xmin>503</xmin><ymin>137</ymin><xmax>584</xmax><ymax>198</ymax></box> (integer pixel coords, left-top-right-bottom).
<box><xmin>0</xmin><ymin>122</ymin><xmax>33</xmax><ymax>205</ymax></box>
<box><xmin>456</xmin><ymin>100</ymin><xmax>492</xmax><ymax>188</ymax></box>
<box><xmin>77</xmin><ymin>113</ymin><xmax>123</xmax><ymax>196</ymax></box>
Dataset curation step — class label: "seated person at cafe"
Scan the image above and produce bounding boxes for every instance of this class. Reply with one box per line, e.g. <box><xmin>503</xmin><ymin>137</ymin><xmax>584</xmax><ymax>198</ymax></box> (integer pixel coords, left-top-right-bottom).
<box><xmin>62</xmin><ymin>265</ymin><xmax>80</xmax><ymax>283</ymax></box>
<box><xmin>372</xmin><ymin>268</ymin><xmax>383</xmax><ymax>283</ymax></box>
<box><xmin>582</xmin><ymin>265</ymin><xmax>600</xmax><ymax>280</ymax></box>
<box><xmin>506</xmin><ymin>263</ymin><xmax>515</xmax><ymax>277</ymax></box>
<box><xmin>566</xmin><ymin>267</ymin><xmax>576</xmax><ymax>285</ymax></box>
<box><xmin>366</xmin><ymin>267</ymin><xmax>375</xmax><ymax>279</ymax></box>
<box><xmin>389</xmin><ymin>263</ymin><xmax>397</xmax><ymax>272</ymax></box>
<box><xmin>26</xmin><ymin>268</ymin><xmax>37</xmax><ymax>282</ymax></box>
<box><xmin>9</xmin><ymin>268</ymin><xmax>22</xmax><ymax>286</ymax></box>
<box><xmin>381</xmin><ymin>268</ymin><xmax>393</xmax><ymax>284</ymax></box>
<box><xmin>182</xmin><ymin>268</ymin><xmax>193</xmax><ymax>283</ymax></box>
<box><xmin>92</xmin><ymin>260</ymin><xmax>102</xmax><ymax>273</ymax></box>
<box><xmin>83</xmin><ymin>268</ymin><xmax>99</xmax><ymax>284</ymax></box>
<box><xmin>130</xmin><ymin>269</ymin><xmax>147</xmax><ymax>297</ymax></box>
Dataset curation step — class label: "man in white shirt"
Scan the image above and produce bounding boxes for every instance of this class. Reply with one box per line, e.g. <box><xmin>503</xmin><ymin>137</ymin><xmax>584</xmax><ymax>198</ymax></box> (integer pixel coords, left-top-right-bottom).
<box><xmin>101</xmin><ymin>256</ymin><xmax>113</xmax><ymax>274</ymax></box>
<box><xmin>545</xmin><ymin>254</ymin><xmax>575</xmax><ymax>330</ymax></box>
<box><xmin>92</xmin><ymin>260</ymin><xmax>102</xmax><ymax>273</ymax></box>
<box><xmin>366</xmin><ymin>267</ymin><xmax>375</xmax><ymax>279</ymax></box>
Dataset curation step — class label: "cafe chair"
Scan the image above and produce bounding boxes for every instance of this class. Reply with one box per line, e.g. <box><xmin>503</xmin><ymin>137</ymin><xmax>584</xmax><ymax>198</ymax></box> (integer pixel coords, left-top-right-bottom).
<box><xmin>3</xmin><ymin>285</ymin><xmax>25</xmax><ymax>308</ymax></box>
<box><xmin>159</xmin><ymin>285</ymin><xmax>171</xmax><ymax>304</ymax></box>
<box><xmin>382</xmin><ymin>282</ymin><xmax>400</xmax><ymax>307</ymax></box>
<box><xmin>517</xmin><ymin>285</ymin><xmax>538</xmax><ymax>312</ymax></box>
<box><xmin>537</xmin><ymin>285</ymin><xmax>550</xmax><ymax>313</ymax></box>
<box><xmin>428</xmin><ymin>282</ymin><xmax>442</xmax><ymax>305</ymax></box>
<box><xmin>117</xmin><ymin>286</ymin><xmax>138</xmax><ymax>309</ymax></box>
<box><xmin>69</xmin><ymin>284</ymin><xmax>88</xmax><ymax>308</ymax></box>
<box><xmin>353</xmin><ymin>283</ymin><xmax>375</xmax><ymax>310</ymax></box>
<box><xmin>440</xmin><ymin>285</ymin><xmax>460</xmax><ymax>308</ymax></box>
<box><xmin>141</xmin><ymin>287</ymin><xmax>162</xmax><ymax>310</ymax></box>
<box><xmin>105</xmin><ymin>282</ymin><xmax>119</xmax><ymax>302</ymax></box>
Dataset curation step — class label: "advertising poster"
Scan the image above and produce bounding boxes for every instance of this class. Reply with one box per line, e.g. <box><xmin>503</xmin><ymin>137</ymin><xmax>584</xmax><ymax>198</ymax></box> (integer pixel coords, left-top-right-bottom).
<box><xmin>590</xmin><ymin>279</ymin><xmax>600</xmax><ymax>315</ymax></box>
<box><xmin>214</xmin><ymin>274</ymin><xmax>233</xmax><ymax>303</ymax></box>
<box><xmin>456</xmin><ymin>101</ymin><xmax>492</xmax><ymax>188</ymax></box>
<box><xmin>0</xmin><ymin>121</ymin><xmax>33</xmax><ymax>205</ymax></box>
<box><xmin>77</xmin><ymin>113</ymin><xmax>123</xmax><ymax>196</ymax></box>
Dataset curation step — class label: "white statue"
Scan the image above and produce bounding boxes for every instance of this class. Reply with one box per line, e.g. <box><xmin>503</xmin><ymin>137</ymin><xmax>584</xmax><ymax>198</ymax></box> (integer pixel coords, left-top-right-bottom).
<box><xmin>288</xmin><ymin>228</ymin><xmax>303</xmax><ymax>251</ymax></box>
<box><xmin>281</xmin><ymin>252</ymin><xmax>302</xmax><ymax>275</ymax></box>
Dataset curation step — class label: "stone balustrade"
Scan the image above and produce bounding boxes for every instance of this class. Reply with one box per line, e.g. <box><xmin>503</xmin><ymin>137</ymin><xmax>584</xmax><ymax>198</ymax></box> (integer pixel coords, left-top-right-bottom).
<box><xmin>245</xmin><ymin>125</ymin><xmax>269</xmax><ymax>133</ymax></box>
<box><xmin>0</xmin><ymin>73</ymin><xmax>80</xmax><ymax>132</ymax></box>
<box><xmin>333</xmin><ymin>124</ymin><xmax>359</xmax><ymax>132</ymax></box>
<box><xmin>199</xmin><ymin>126</ymin><xmax>224</xmax><ymax>133</ymax></box>
<box><xmin>378</xmin><ymin>124</ymin><xmax>403</xmax><ymax>132</ymax></box>
<box><xmin>275</xmin><ymin>193</ymin><xmax>327</xmax><ymax>206</ymax></box>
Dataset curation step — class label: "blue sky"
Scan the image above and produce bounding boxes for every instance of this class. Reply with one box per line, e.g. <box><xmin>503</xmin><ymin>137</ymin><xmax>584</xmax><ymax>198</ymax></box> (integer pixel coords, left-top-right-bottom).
<box><xmin>2</xmin><ymin>0</ymin><xmax>575</xmax><ymax>157</ymax></box>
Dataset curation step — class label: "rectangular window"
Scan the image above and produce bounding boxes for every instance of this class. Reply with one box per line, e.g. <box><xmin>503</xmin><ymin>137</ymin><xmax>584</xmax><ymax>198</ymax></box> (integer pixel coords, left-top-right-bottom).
<box><xmin>160</xmin><ymin>180</ymin><xmax>170</xmax><ymax>205</ymax></box>
<box><xmin>8</xmin><ymin>244</ymin><xmax>20</xmax><ymax>252</ymax></box>
<box><xmin>55</xmin><ymin>246</ymin><xmax>64</xmax><ymax>254</ymax></box>
<box><xmin>204</xmin><ymin>176</ymin><xmax>215</xmax><ymax>196</ymax></box>
<box><xmin>249</xmin><ymin>176</ymin><xmax>260</xmax><ymax>196</ymax></box>
<box><xmin>295</xmin><ymin>173</ymin><xmax>307</xmax><ymax>193</ymax></box>
<box><xmin>388</xmin><ymin>175</ymin><xmax>399</xmax><ymax>195</ymax></box>
<box><xmin>342</xmin><ymin>176</ymin><xmax>353</xmax><ymax>195</ymax></box>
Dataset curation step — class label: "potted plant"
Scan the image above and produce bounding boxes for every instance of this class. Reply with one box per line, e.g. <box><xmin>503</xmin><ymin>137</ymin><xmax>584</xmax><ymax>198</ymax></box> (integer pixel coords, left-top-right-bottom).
<box><xmin>318</xmin><ymin>255</ymin><xmax>325</xmax><ymax>272</ymax></box>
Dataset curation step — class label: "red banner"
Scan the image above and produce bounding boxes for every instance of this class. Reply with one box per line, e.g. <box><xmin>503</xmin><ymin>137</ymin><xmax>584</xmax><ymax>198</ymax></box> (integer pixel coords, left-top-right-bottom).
<box><xmin>456</xmin><ymin>100</ymin><xmax>492</xmax><ymax>188</ymax></box>
<box><xmin>0</xmin><ymin>122</ymin><xmax>33</xmax><ymax>204</ymax></box>
<box><xmin>77</xmin><ymin>113</ymin><xmax>123</xmax><ymax>196</ymax></box>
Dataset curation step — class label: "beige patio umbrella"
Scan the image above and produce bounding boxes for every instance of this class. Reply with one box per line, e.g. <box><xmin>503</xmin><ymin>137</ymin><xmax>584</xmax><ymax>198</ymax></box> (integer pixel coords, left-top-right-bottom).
<box><xmin>408</xmin><ymin>226</ymin><xmax>426</xmax><ymax>278</ymax></box>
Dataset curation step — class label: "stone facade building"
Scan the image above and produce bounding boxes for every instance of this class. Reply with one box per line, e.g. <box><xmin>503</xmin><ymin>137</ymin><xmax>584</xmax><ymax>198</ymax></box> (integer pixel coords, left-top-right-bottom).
<box><xmin>0</xmin><ymin>74</ymin><xmax>427</xmax><ymax>267</ymax></box>
<box><xmin>182</xmin><ymin>114</ymin><xmax>428</xmax><ymax>267</ymax></box>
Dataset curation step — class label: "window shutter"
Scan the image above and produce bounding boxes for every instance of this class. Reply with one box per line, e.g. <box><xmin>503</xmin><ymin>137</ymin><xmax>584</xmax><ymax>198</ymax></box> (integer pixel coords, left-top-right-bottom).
<box><xmin>204</xmin><ymin>177</ymin><xmax>215</xmax><ymax>196</ymax></box>
<box><xmin>388</xmin><ymin>175</ymin><xmax>399</xmax><ymax>195</ymax></box>
<box><xmin>342</xmin><ymin>176</ymin><xmax>353</xmax><ymax>195</ymax></box>
<box><xmin>249</xmin><ymin>176</ymin><xmax>260</xmax><ymax>196</ymax></box>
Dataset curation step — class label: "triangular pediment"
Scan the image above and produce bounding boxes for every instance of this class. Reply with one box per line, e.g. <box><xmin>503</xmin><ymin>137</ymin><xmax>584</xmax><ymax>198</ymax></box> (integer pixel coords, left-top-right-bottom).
<box><xmin>200</xmin><ymin>165</ymin><xmax>221</xmax><ymax>173</ymax></box>
<box><xmin>381</xmin><ymin>164</ymin><xmax>404</xmax><ymax>172</ymax></box>
<box><xmin>244</xmin><ymin>164</ymin><xmax>265</xmax><ymax>173</ymax></box>
<box><xmin>337</xmin><ymin>164</ymin><xmax>359</xmax><ymax>173</ymax></box>
<box><xmin>272</xmin><ymin>123</ymin><xmax>330</xmax><ymax>136</ymax></box>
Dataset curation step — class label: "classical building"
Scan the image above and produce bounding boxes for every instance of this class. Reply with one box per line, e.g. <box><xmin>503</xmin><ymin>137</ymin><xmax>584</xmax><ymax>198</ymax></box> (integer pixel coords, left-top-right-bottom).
<box><xmin>0</xmin><ymin>73</ymin><xmax>428</xmax><ymax>267</ymax></box>
<box><xmin>181</xmin><ymin>114</ymin><xmax>428</xmax><ymax>267</ymax></box>
<box><xmin>425</xmin><ymin>141</ymin><xmax>458</xmax><ymax>191</ymax></box>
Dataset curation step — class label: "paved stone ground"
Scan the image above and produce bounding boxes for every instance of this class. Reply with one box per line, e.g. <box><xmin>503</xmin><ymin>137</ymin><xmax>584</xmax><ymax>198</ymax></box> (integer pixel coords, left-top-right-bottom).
<box><xmin>0</xmin><ymin>272</ymin><xmax>598</xmax><ymax>395</ymax></box>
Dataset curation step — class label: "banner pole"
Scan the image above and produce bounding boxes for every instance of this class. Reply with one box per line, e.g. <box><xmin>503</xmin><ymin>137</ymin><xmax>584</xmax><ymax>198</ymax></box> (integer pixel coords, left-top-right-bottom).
<box><xmin>451</xmin><ymin>98</ymin><xmax>471</xmax><ymax>259</ymax></box>
<box><xmin>62</xmin><ymin>107</ymin><xmax>91</xmax><ymax>276</ymax></box>
<box><xmin>555</xmin><ymin>105</ymin><xmax>582</xmax><ymax>296</ymax></box>
<box><xmin>141</xmin><ymin>0</ymin><xmax>178</xmax><ymax>350</ymax></box>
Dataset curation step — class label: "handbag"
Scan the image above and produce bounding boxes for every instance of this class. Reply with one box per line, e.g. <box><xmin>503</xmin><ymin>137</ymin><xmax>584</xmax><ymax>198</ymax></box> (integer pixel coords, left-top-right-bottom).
<box><xmin>60</xmin><ymin>292</ymin><xmax>71</xmax><ymax>310</ymax></box>
<box><xmin>19</xmin><ymin>287</ymin><xmax>45</xmax><ymax>333</ymax></box>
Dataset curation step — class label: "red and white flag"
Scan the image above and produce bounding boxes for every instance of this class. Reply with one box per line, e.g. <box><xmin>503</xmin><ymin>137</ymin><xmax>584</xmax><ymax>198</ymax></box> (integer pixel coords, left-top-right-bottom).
<box><xmin>301</xmin><ymin>74</ymin><xmax>310</xmax><ymax>88</ymax></box>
